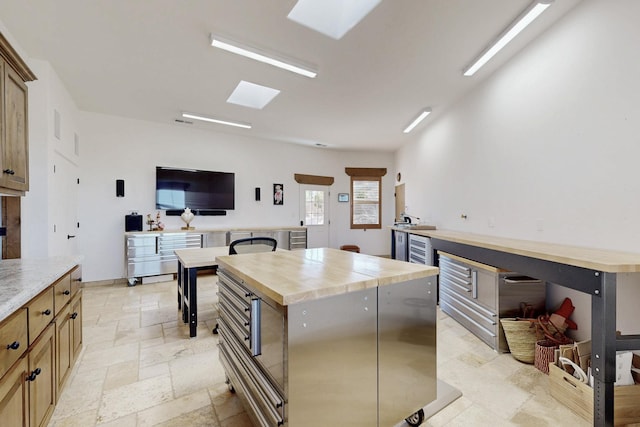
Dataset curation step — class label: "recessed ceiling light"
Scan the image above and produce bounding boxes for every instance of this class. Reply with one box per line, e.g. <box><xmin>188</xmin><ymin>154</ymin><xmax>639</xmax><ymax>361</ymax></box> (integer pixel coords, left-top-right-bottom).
<box><xmin>403</xmin><ymin>109</ymin><xmax>431</xmax><ymax>134</ymax></box>
<box><xmin>227</xmin><ymin>81</ymin><xmax>281</xmax><ymax>110</ymax></box>
<box><xmin>463</xmin><ymin>1</ymin><xmax>553</xmax><ymax>76</ymax></box>
<box><xmin>181</xmin><ymin>112</ymin><xmax>251</xmax><ymax>129</ymax></box>
<box><xmin>287</xmin><ymin>0</ymin><xmax>381</xmax><ymax>40</ymax></box>
<box><xmin>211</xmin><ymin>34</ymin><xmax>317</xmax><ymax>78</ymax></box>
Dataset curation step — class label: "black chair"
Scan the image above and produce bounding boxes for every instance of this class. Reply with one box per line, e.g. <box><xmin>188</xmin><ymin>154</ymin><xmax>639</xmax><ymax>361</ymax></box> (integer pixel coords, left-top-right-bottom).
<box><xmin>228</xmin><ymin>236</ymin><xmax>277</xmax><ymax>255</ymax></box>
<box><xmin>213</xmin><ymin>237</ymin><xmax>277</xmax><ymax>334</ymax></box>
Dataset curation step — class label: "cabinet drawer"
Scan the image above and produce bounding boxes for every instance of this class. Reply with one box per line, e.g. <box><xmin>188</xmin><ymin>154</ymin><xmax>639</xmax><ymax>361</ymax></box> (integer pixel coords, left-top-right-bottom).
<box><xmin>219</xmin><ymin>323</ymin><xmax>284</xmax><ymax>426</ymax></box>
<box><xmin>0</xmin><ymin>308</ymin><xmax>28</xmax><ymax>378</ymax></box>
<box><xmin>53</xmin><ymin>274</ymin><xmax>71</xmax><ymax>316</ymax></box>
<box><xmin>70</xmin><ymin>266</ymin><xmax>82</xmax><ymax>297</ymax></box>
<box><xmin>28</xmin><ymin>287</ymin><xmax>55</xmax><ymax>345</ymax></box>
<box><xmin>439</xmin><ymin>288</ymin><xmax>498</xmax><ymax>350</ymax></box>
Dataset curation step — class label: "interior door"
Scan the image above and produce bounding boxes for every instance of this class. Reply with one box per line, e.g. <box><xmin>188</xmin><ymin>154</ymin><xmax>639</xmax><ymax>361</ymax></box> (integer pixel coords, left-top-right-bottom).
<box><xmin>299</xmin><ymin>185</ymin><xmax>330</xmax><ymax>248</ymax></box>
<box><xmin>51</xmin><ymin>153</ymin><xmax>79</xmax><ymax>255</ymax></box>
<box><xmin>395</xmin><ymin>183</ymin><xmax>405</xmax><ymax>223</ymax></box>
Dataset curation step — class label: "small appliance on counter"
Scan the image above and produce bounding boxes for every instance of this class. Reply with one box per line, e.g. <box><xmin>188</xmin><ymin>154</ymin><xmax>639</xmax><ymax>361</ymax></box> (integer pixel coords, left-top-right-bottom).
<box><xmin>125</xmin><ymin>212</ymin><xmax>143</xmax><ymax>232</ymax></box>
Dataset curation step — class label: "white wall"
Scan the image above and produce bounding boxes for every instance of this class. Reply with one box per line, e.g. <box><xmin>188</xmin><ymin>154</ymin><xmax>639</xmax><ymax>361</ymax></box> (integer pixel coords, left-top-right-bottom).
<box><xmin>396</xmin><ymin>0</ymin><xmax>640</xmax><ymax>340</ymax></box>
<box><xmin>25</xmin><ymin>60</ymin><xmax>82</xmax><ymax>259</ymax></box>
<box><xmin>78</xmin><ymin>113</ymin><xmax>394</xmax><ymax>282</ymax></box>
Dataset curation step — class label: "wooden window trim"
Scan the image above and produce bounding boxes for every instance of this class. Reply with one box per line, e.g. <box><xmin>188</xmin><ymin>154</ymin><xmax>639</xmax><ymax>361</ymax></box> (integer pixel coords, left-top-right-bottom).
<box><xmin>350</xmin><ymin>175</ymin><xmax>382</xmax><ymax>230</ymax></box>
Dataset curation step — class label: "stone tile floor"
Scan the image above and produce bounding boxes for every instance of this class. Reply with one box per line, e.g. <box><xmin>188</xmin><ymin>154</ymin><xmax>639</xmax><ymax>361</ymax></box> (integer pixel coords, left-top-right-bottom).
<box><xmin>48</xmin><ymin>275</ymin><xmax>588</xmax><ymax>426</ymax></box>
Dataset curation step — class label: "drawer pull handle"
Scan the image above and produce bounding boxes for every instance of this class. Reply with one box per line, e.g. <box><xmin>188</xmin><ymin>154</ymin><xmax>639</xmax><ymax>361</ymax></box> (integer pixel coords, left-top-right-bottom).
<box><xmin>2</xmin><ymin>168</ymin><xmax>15</xmax><ymax>175</ymax></box>
<box><xmin>63</xmin><ymin>290</ymin><xmax>71</xmax><ymax>295</ymax></box>
<box><xmin>71</xmin><ymin>312</ymin><xmax>78</xmax><ymax>320</ymax></box>
<box><xmin>43</xmin><ymin>309</ymin><xmax>52</xmax><ymax>316</ymax></box>
<box><xmin>7</xmin><ymin>341</ymin><xmax>20</xmax><ymax>350</ymax></box>
<box><xmin>27</xmin><ymin>368</ymin><xmax>42</xmax><ymax>381</ymax></box>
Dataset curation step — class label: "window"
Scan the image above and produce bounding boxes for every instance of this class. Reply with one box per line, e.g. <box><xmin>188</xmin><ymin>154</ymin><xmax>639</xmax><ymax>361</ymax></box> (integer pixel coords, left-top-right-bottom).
<box><xmin>345</xmin><ymin>167</ymin><xmax>387</xmax><ymax>230</ymax></box>
<box><xmin>304</xmin><ymin>190</ymin><xmax>325</xmax><ymax>225</ymax></box>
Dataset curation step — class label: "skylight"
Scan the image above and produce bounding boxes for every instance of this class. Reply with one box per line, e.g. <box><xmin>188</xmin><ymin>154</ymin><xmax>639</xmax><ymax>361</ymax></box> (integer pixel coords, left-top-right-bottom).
<box><xmin>287</xmin><ymin>0</ymin><xmax>382</xmax><ymax>40</ymax></box>
<box><xmin>227</xmin><ymin>81</ymin><xmax>281</xmax><ymax>109</ymax></box>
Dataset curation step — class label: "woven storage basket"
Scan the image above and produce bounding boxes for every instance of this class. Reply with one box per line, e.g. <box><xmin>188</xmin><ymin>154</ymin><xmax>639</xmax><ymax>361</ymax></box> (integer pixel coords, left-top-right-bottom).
<box><xmin>534</xmin><ymin>339</ymin><xmax>558</xmax><ymax>374</ymax></box>
<box><xmin>500</xmin><ymin>318</ymin><xmax>538</xmax><ymax>364</ymax></box>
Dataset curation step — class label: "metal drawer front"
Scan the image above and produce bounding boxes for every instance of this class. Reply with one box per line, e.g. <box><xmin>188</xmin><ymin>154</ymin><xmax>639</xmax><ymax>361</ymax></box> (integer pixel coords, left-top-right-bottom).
<box><xmin>220</xmin><ymin>303</ymin><xmax>250</xmax><ymax>344</ymax></box>
<box><xmin>439</xmin><ymin>257</ymin><xmax>471</xmax><ymax>279</ymax></box>
<box><xmin>221</xmin><ymin>326</ymin><xmax>283</xmax><ymax>411</ymax></box>
<box><xmin>219</xmin><ymin>322</ymin><xmax>284</xmax><ymax>426</ymax></box>
<box><xmin>439</xmin><ymin>270</ymin><xmax>472</xmax><ymax>293</ymax></box>
<box><xmin>219</xmin><ymin>343</ymin><xmax>273</xmax><ymax>427</ymax></box>
<box><xmin>218</xmin><ymin>272</ymin><xmax>253</xmax><ymax>303</ymax></box>
<box><xmin>440</xmin><ymin>285</ymin><xmax>496</xmax><ymax>321</ymax></box>
<box><xmin>440</xmin><ymin>289</ymin><xmax>497</xmax><ymax>349</ymax></box>
<box><xmin>219</xmin><ymin>282</ymin><xmax>251</xmax><ymax>315</ymax></box>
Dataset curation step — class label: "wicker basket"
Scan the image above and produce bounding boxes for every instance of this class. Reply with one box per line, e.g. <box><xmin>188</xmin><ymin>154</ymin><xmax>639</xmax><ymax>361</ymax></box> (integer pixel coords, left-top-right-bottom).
<box><xmin>500</xmin><ymin>318</ymin><xmax>538</xmax><ymax>364</ymax></box>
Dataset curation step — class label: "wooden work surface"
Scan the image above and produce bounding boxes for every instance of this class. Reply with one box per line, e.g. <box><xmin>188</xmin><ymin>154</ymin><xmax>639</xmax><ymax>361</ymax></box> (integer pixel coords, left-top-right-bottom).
<box><xmin>393</xmin><ymin>227</ymin><xmax>640</xmax><ymax>273</ymax></box>
<box><xmin>174</xmin><ymin>245</ymin><xmax>280</xmax><ymax>269</ymax></box>
<box><xmin>174</xmin><ymin>247</ymin><xmax>229</xmax><ymax>269</ymax></box>
<box><xmin>216</xmin><ymin>248</ymin><xmax>438</xmax><ymax>306</ymax></box>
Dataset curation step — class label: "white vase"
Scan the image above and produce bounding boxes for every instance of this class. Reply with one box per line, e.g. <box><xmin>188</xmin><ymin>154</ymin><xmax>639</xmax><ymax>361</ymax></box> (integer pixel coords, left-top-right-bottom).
<box><xmin>181</xmin><ymin>208</ymin><xmax>194</xmax><ymax>229</ymax></box>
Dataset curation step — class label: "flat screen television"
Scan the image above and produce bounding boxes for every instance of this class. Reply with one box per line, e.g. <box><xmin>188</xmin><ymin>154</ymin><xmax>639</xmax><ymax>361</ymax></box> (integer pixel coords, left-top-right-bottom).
<box><xmin>156</xmin><ymin>166</ymin><xmax>235</xmax><ymax>210</ymax></box>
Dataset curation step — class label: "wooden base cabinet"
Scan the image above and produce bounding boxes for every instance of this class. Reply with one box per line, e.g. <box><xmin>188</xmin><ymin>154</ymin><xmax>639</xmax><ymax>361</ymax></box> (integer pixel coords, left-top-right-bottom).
<box><xmin>55</xmin><ymin>303</ymin><xmax>72</xmax><ymax>398</ymax></box>
<box><xmin>0</xmin><ymin>264</ymin><xmax>81</xmax><ymax>427</ymax></box>
<box><xmin>0</xmin><ymin>356</ymin><xmax>29</xmax><ymax>427</ymax></box>
<box><xmin>28</xmin><ymin>324</ymin><xmax>55</xmax><ymax>427</ymax></box>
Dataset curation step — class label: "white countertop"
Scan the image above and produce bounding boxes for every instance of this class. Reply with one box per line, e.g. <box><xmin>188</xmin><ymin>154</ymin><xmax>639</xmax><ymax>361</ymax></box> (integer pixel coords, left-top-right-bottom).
<box><xmin>0</xmin><ymin>256</ymin><xmax>82</xmax><ymax>323</ymax></box>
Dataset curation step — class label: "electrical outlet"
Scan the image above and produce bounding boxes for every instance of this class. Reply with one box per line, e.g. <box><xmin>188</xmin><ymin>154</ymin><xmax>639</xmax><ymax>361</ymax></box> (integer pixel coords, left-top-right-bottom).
<box><xmin>536</xmin><ymin>218</ymin><xmax>544</xmax><ymax>231</ymax></box>
<box><xmin>488</xmin><ymin>217</ymin><xmax>495</xmax><ymax>228</ymax></box>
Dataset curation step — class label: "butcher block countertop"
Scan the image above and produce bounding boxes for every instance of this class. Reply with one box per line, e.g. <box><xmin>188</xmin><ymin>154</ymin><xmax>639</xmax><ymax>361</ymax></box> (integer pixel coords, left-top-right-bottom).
<box><xmin>0</xmin><ymin>256</ymin><xmax>82</xmax><ymax>323</ymax></box>
<box><xmin>216</xmin><ymin>248</ymin><xmax>438</xmax><ymax>306</ymax></box>
<box><xmin>392</xmin><ymin>227</ymin><xmax>640</xmax><ymax>273</ymax></box>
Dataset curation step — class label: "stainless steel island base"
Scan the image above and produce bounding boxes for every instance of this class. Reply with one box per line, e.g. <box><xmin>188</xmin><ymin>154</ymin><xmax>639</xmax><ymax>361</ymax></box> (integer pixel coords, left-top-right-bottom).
<box><xmin>215</xmin><ymin>249</ymin><xmax>439</xmax><ymax>427</ymax></box>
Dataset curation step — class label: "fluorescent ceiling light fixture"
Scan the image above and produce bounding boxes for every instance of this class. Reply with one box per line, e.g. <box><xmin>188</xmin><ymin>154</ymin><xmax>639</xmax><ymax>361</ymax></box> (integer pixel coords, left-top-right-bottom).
<box><xmin>211</xmin><ymin>35</ymin><xmax>317</xmax><ymax>78</ymax></box>
<box><xmin>463</xmin><ymin>1</ymin><xmax>553</xmax><ymax>77</ymax></box>
<box><xmin>181</xmin><ymin>112</ymin><xmax>251</xmax><ymax>129</ymax></box>
<box><xmin>287</xmin><ymin>0</ymin><xmax>381</xmax><ymax>40</ymax></box>
<box><xmin>403</xmin><ymin>109</ymin><xmax>431</xmax><ymax>134</ymax></box>
<box><xmin>227</xmin><ymin>80</ymin><xmax>280</xmax><ymax>110</ymax></box>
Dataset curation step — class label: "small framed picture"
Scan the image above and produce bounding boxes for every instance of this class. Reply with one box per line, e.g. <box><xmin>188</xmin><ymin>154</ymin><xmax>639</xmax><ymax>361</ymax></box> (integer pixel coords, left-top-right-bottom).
<box><xmin>338</xmin><ymin>193</ymin><xmax>349</xmax><ymax>202</ymax></box>
<box><xmin>273</xmin><ymin>184</ymin><xmax>284</xmax><ymax>205</ymax></box>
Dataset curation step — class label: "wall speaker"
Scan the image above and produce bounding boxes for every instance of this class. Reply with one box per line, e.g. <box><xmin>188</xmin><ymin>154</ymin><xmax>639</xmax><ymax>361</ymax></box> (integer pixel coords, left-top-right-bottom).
<box><xmin>255</xmin><ymin>187</ymin><xmax>261</xmax><ymax>201</ymax></box>
<box><xmin>116</xmin><ymin>179</ymin><xmax>125</xmax><ymax>197</ymax></box>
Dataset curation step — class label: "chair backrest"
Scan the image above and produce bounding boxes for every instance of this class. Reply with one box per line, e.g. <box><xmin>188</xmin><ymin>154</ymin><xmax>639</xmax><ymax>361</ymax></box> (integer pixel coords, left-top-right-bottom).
<box><xmin>229</xmin><ymin>237</ymin><xmax>278</xmax><ymax>255</ymax></box>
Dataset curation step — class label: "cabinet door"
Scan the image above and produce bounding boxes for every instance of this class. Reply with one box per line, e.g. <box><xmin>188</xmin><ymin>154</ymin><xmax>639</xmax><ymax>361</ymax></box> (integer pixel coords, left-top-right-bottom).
<box><xmin>70</xmin><ymin>292</ymin><xmax>83</xmax><ymax>364</ymax></box>
<box><xmin>28</xmin><ymin>324</ymin><xmax>56</xmax><ymax>427</ymax></box>
<box><xmin>0</xmin><ymin>356</ymin><xmax>28</xmax><ymax>427</ymax></box>
<box><xmin>1</xmin><ymin>63</ymin><xmax>29</xmax><ymax>192</ymax></box>
<box><xmin>473</xmin><ymin>268</ymin><xmax>497</xmax><ymax>311</ymax></box>
<box><xmin>55</xmin><ymin>303</ymin><xmax>72</xmax><ymax>399</ymax></box>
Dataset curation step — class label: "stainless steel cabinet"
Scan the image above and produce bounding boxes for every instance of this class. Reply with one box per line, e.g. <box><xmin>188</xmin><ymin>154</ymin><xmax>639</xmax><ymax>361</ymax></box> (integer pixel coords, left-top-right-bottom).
<box><xmin>229</xmin><ymin>229</ymin><xmax>307</xmax><ymax>250</ymax></box>
<box><xmin>125</xmin><ymin>232</ymin><xmax>202</xmax><ymax>284</ymax></box>
<box><xmin>438</xmin><ymin>251</ymin><xmax>544</xmax><ymax>352</ymax></box>
<box><xmin>288</xmin><ymin>229</ymin><xmax>307</xmax><ymax>250</ymax></box>
<box><xmin>393</xmin><ymin>230</ymin><xmax>407</xmax><ymax>261</ymax></box>
<box><xmin>125</xmin><ymin>228</ymin><xmax>307</xmax><ymax>284</ymax></box>
<box><xmin>218</xmin><ymin>268</ymin><xmax>436</xmax><ymax>427</ymax></box>
<box><xmin>409</xmin><ymin>234</ymin><xmax>433</xmax><ymax>265</ymax></box>
<box><xmin>203</xmin><ymin>231</ymin><xmax>227</xmax><ymax>247</ymax></box>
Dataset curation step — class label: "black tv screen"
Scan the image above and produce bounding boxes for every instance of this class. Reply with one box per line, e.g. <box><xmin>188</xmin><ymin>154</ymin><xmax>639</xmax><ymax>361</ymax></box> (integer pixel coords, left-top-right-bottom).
<box><xmin>156</xmin><ymin>167</ymin><xmax>235</xmax><ymax>210</ymax></box>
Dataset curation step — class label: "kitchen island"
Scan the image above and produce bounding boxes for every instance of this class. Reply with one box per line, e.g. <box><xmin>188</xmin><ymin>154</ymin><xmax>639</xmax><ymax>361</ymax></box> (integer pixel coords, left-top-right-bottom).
<box><xmin>215</xmin><ymin>248</ymin><xmax>439</xmax><ymax>427</ymax></box>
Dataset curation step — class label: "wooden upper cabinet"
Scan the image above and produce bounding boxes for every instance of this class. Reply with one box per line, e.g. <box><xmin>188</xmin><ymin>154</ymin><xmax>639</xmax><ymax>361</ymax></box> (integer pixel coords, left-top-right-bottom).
<box><xmin>0</xmin><ymin>33</ymin><xmax>36</xmax><ymax>196</ymax></box>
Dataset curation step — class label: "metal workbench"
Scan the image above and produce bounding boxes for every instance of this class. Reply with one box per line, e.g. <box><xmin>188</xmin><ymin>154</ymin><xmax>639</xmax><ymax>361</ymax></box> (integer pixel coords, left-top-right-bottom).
<box><xmin>427</xmin><ymin>235</ymin><xmax>640</xmax><ymax>427</ymax></box>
